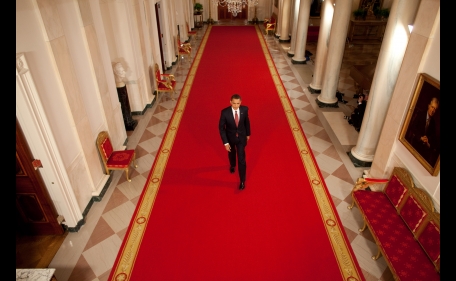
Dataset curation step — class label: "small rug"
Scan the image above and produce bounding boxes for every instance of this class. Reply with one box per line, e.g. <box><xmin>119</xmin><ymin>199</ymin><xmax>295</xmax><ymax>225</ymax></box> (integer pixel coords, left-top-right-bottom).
<box><xmin>322</xmin><ymin>111</ymin><xmax>359</xmax><ymax>145</ymax></box>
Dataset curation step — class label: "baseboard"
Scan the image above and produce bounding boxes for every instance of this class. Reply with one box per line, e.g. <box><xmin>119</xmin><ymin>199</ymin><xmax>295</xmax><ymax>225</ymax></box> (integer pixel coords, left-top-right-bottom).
<box><xmin>67</xmin><ymin>172</ymin><xmax>114</xmax><ymax>232</ymax></box>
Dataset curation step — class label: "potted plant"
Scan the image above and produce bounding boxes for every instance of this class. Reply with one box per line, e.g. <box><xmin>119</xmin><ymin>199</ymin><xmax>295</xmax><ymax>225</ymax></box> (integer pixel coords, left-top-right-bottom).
<box><xmin>379</xmin><ymin>8</ymin><xmax>390</xmax><ymax>20</ymax></box>
<box><xmin>194</xmin><ymin>3</ymin><xmax>203</xmax><ymax>15</ymax></box>
<box><xmin>353</xmin><ymin>8</ymin><xmax>366</xmax><ymax>20</ymax></box>
<box><xmin>373</xmin><ymin>7</ymin><xmax>381</xmax><ymax>19</ymax></box>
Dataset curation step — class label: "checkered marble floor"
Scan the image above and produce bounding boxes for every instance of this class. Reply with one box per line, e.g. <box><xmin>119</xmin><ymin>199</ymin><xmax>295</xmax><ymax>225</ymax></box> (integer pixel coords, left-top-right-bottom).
<box><xmin>49</xmin><ymin>22</ymin><xmax>393</xmax><ymax>281</ymax></box>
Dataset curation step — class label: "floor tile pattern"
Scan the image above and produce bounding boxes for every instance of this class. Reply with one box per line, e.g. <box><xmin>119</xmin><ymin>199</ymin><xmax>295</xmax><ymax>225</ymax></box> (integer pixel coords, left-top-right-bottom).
<box><xmin>49</xmin><ymin>21</ymin><xmax>393</xmax><ymax>281</ymax></box>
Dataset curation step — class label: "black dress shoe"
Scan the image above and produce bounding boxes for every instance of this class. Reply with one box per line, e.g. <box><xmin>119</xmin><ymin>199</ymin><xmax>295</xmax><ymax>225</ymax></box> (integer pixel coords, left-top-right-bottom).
<box><xmin>239</xmin><ymin>182</ymin><xmax>245</xmax><ymax>190</ymax></box>
<box><xmin>230</xmin><ymin>167</ymin><xmax>235</xmax><ymax>173</ymax></box>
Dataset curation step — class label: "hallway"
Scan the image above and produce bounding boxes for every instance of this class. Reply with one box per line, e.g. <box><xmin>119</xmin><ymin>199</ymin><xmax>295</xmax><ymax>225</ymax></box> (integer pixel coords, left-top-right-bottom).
<box><xmin>46</xmin><ymin>22</ymin><xmax>393</xmax><ymax>281</ymax></box>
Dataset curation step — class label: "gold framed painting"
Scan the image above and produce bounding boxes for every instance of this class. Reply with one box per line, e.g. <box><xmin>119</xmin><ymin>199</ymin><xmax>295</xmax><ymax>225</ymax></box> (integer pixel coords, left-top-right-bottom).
<box><xmin>399</xmin><ymin>73</ymin><xmax>440</xmax><ymax>176</ymax></box>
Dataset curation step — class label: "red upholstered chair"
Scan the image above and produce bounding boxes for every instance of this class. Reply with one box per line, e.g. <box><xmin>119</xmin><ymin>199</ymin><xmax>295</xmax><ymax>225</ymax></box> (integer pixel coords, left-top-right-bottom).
<box><xmin>154</xmin><ymin>63</ymin><xmax>177</xmax><ymax>101</ymax></box>
<box><xmin>177</xmin><ymin>37</ymin><xmax>192</xmax><ymax>64</ymax></box>
<box><xmin>96</xmin><ymin>131</ymin><xmax>137</xmax><ymax>182</ymax></box>
<box><xmin>264</xmin><ymin>16</ymin><xmax>276</xmax><ymax>35</ymax></box>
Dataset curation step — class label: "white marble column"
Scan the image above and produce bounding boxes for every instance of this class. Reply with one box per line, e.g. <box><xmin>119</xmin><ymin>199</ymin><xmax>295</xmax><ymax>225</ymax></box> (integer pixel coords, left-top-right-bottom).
<box><xmin>287</xmin><ymin>0</ymin><xmax>300</xmax><ymax>57</ymax></box>
<box><xmin>291</xmin><ymin>0</ymin><xmax>311</xmax><ymax>63</ymax></box>
<box><xmin>206</xmin><ymin>0</ymin><xmax>215</xmax><ymax>24</ymax></box>
<box><xmin>275</xmin><ymin>0</ymin><xmax>283</xmax><ymax>37</ymax></box>
<box><xmin>316</xmin><ymin>0</ymin><xmax>351</xmax><ymax>107</ymax></box>
<box><xmin>279</xmin><ymin>0</ymin><xmax>292</xmax><ymax>41</ymax></box>
<box><xmin>308</xmin><ymin>0</ymin><xmax>334</xmax><ymax>93</ymax></box>
<box><xmin>350</xmin><ymin>0</ymin><xmax>421</xmax><ymax>165</ymax></box>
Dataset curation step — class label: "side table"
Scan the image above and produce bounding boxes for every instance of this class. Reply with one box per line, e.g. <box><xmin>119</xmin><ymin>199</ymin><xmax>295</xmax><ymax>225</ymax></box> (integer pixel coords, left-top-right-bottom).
<box><xmin>194</xmin><ymin>14</ymin><xmax>203</xmax><ymax>28</ymax></box>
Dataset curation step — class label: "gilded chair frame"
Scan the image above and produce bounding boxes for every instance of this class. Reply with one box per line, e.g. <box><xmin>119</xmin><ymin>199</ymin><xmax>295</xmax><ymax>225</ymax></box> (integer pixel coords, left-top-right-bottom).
<box><xmin>154</xmin><ymin>63</ymin><xmax>177</xmax><ymax>101</ymax></box>
<box><xmin>177</xmin><ymin>37</ymin><xmax>192</xmax><ymax>64</ymax></box>
<box><xmin>96</xmin><ymin>131</ymin><xmax>137</xmax><ymax>182</ymax></box>
<box><xmin>264</xmin><ymin>18</ymin><xmax>276</xmax><ymax>35</ymax></box>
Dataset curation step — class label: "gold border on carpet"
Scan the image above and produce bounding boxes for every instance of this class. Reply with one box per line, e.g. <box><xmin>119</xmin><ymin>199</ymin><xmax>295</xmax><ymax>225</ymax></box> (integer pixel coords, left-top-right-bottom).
<box><xmin>110</xmin><ymin>26</ymin><xmax>213</xmax><ymax>281</ymax></box>
<box><xmin>254</xmin><ymin>25</ymin><xmax>363</xmax><ymax>281</ymax></box>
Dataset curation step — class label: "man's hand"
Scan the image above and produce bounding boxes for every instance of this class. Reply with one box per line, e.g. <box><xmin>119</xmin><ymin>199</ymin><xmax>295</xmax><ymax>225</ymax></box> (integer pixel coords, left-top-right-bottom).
<box><xmin>225</xmin><ymin>144</ymin><xmax>231</xmax><ymax>152</ymax></box>
<box><xmin>421</xmin><ymin>135</ymin><xmax>430</xmax><ymax>148</ymax></box>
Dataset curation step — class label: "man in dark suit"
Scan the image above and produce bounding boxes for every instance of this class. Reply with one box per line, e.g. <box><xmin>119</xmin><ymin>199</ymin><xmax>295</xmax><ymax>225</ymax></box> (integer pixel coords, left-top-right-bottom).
<box><xmin>406</xmin><ymin>97</ymin><xmax>440</xmax><ymax>166</ymax></box>
<box><xmin>219</xmin><ymin>94</ymin><xmax>251</xmax><ymax>190</ymax></box>
<box><xmin>345</xmin><ymin>93</ymin><xmax>367</xmax><ymax>132</ymax></box>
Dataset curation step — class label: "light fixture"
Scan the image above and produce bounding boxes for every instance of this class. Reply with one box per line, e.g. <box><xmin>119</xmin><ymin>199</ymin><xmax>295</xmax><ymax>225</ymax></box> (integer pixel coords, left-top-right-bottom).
<box><xmin>408</xmin><ymin>24</ymin><xmax>414</xmax><ymax>33</ymax></box>
<box><xmin>212</xmin><ymin>0</ymin><xmax>258</xmax><ymax>17</ymax></box>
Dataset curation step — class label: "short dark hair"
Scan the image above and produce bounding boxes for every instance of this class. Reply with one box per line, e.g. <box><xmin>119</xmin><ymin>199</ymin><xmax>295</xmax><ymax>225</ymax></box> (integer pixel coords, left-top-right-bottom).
<box><xmin>359</xmin><ymin>93</ymin><xmax>365</xmax><ymax>99</ymax></box>
<box><xmin>231</xmin><ymin>94</ymin><xmax>241</xmax><ymax>100</ymax></box>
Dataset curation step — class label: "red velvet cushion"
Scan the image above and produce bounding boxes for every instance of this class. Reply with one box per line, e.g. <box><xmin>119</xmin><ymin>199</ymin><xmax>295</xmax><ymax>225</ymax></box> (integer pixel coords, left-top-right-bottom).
<box><xmin>418</xmin><ymin>220</ymin><xmax>440</xmax><ymax>265</ymax></box>
<box><xmin>353</xmin><ymin>190</ymin><xmax>440</xmax><ymax>281</ymax></box>
<box><xmin>101</xmin><ymin>138</ymin><xmax>113</xmax><ymax>159</ymax></box>
<box><xmin>106</xmin><ymin>150</ymin><xmax>135</xmax><ymax>168</ymax></box>
<box><xmin>400</xmin><ymin>195</ymin><xmax>427</xmax><ymax>233</ymax></box>
<box><xmin>384</xmin><ymin>175</ymin><xmax>408</xmax><ymax>208</ymax></box>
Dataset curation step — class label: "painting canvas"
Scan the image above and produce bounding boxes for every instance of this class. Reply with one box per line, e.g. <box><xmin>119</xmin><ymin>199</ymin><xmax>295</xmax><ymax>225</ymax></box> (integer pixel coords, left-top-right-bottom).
<box><xmin>310</xmin><ymin>0</ymin><xmax>322</xmax><ymax>17</ymax></box>
<box><xmin>399</xmin><ymin>73</ymin><xmax>440</xmax><ymax>176</ymax></box>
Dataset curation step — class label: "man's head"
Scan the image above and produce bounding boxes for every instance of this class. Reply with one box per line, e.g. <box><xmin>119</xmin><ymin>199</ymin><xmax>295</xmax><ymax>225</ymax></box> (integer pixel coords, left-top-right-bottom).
<box><xmin>230</xmin><ymin>94</ymin><xmax>242</xmax><ymax>110</ymax></box>
<box><xmin>358</xmin><ymin>94</ymin><xmax>365</xmax><ymax>103</ymax></box>
<box><xmin>427</xmin><ymin>97</ymin><xmax>439</xmax><ymax>117</ymax></box>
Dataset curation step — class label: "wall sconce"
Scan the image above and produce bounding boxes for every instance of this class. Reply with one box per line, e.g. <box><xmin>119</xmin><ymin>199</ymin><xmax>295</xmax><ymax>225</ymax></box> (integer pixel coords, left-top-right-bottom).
<box><xmin>408</xmin><ymin>24</ymin><xmax>414</xmax><ymax>33</ymax></box>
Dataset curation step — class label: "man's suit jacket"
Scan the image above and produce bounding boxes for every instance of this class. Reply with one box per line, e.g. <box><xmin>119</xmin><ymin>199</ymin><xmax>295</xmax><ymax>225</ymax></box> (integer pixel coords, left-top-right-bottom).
<box><xmin>350</xmin><ymin>101</ymin><xmax>367</xmax><ymax>128</ymax></box>
<box><xmin>219</xmin><ymin>105</ymin><xmax>251</xmax><ymax>145</ymax></box>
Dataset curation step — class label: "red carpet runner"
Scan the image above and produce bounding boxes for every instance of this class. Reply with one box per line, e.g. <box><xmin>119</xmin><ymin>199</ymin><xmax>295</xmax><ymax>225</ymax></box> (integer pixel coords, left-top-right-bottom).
<box><xmin>109</xmin><ymin>26</ymin><xmax>364</xmax><ymax>281</ymax></box>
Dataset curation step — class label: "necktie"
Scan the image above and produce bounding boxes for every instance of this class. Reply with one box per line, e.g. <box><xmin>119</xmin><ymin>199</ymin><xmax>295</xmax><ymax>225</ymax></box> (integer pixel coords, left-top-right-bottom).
<box><xmin>235</xmin><ymin>111</ymin><xmax>239</xmax><ymax>127</ymax></box>
<box><xmin>425</xmin><ymin>118</ymin><xmax>430</xmax><ymax>132</ymax></box>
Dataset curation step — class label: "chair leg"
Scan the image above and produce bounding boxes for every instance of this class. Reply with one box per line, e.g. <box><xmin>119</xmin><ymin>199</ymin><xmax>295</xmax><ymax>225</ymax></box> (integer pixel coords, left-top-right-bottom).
<box><xmin>179</xmin><ymin>54</ymin><xmax>187</xmax><ymax>65</ymax></box>
<box><xmin>359</xmin><ymin>220</ymin><xmax>367</xmax><ymax>232</ymax></box>
<box><xmin>125</xmin><ymin>168</ymin><xmax>131</xmax><ymax>182</ymax></box>
<box><xmin>161</xmin><ymin>91</ymin><xmax>175</xmax><ymax>101</ymax></box>
<box><xmin>132</xmin><ymin>154</ymin><xmax>138</xmax><ymax>168</ymax></box>
<box><xmin>372</xmin><ymin>247</ymin><xmax>382</xmax><ymax>260</ymax></box>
